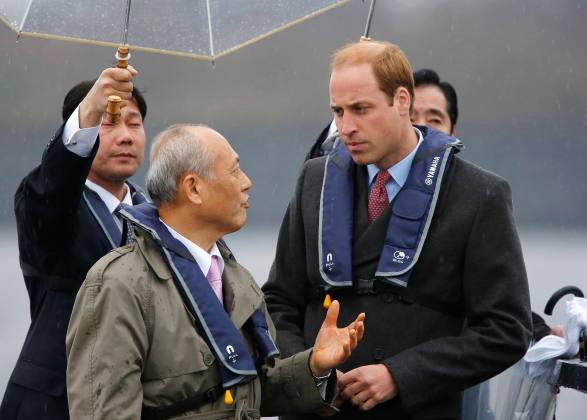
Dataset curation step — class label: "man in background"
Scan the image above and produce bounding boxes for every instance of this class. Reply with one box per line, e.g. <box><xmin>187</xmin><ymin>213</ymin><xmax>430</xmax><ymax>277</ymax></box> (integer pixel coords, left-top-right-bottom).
<box><xmin>0</xmin><ymin>65</ymin><xmax>147</xmax><ymax>419</ymax></box>
<box><xmin>411</xmin><ymin>68</ymin><xmax>458</xmax><ymax>136</ymax></box>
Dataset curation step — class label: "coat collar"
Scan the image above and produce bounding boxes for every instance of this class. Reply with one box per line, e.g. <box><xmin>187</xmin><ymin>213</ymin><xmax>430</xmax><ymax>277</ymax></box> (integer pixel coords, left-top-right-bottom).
<box><xmin>134</xmin><ymin>228</ymin><xmax>264</xmax><ymax>329</ymax></box>
<box><xmin>218</xmin><ymin>241</ymin><xmax>264</xmax><ymax>330</ymax></box>
<box><xmin>134</xmin><ymin>229</ymin><xmax>172</xmax><ymax>280</ymax></box>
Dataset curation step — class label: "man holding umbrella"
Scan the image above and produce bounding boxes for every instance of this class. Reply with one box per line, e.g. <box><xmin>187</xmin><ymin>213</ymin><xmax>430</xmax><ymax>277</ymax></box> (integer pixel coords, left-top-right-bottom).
<box><xmin>0</xmin><ymin>65</ymin><xmax>147</xmax><ymax>419</ymax></box>
<box><xmin>263</xmin><ymin>40</ymin><xmax>532</xmax><ymax>419</ymax></box>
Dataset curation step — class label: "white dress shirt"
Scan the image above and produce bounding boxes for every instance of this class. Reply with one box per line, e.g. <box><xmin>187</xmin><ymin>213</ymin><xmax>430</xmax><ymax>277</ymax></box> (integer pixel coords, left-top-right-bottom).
<box><xmin>85</xmin><ymin>179</ymin><xmax>132</xmax><ymax>231</ymax></box>
<box><xmin>62</xmin><ymin>105</ymin><xmax>100</xmax><ymax>157</ymax></box>
<box><xmin>161</xmin><ymin>221</ymin><xmax>225</xmax><ymax>281</ymax></box>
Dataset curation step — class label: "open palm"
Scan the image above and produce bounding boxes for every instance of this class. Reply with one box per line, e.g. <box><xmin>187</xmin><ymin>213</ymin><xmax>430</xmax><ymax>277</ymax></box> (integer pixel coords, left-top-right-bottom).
<box><xmin>310</xmin><ymin>300</ymin><xmax>365</xmax><ymax>376</ymax></box>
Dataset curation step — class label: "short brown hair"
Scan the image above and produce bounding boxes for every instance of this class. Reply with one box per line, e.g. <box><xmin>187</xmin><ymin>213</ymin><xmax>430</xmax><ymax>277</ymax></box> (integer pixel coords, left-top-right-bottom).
<box><xmin>331</xmin><ymin>40</ymin><xmax>414</xmax><ymax>109</ymax></box>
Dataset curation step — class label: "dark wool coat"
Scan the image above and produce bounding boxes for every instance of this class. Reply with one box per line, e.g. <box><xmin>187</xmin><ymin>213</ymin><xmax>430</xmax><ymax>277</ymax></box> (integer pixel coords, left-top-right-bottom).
<box><xmin>0</xmin><ymin>126</ymin><xmax>143</xmax><ymax>420</ymax></box>
<box><xmin>263</xmin><ymin>128</ymin><xmax>532</xmax><ymax>420</ymax></box>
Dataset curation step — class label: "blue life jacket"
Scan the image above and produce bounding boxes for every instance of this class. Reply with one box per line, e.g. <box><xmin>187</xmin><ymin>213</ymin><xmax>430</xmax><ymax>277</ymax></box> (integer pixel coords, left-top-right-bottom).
<box><xmin>319</xmin><ymin>128</ymin><xmax>462</xmax><ymax>297</ymax></box>
<box><xmin>120</xmin><ymin>203</ymin><xmax>279</xmax><ymax>389</ymax></box>
<box><xmin>18</xmin><ymin>183</ymin><xmax>150</xmax><ymax>292</ymax></box>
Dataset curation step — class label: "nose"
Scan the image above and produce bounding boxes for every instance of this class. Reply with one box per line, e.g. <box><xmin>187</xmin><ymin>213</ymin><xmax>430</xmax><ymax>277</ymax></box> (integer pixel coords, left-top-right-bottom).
<box><xmin>339</xmin><ymin>113</ymin><xmax>357</xmax><ymax>138</ymax></box>
<box><xmin>241</xmin><ymin>170</ymin><xmax>252</xmax><ymax>191</ymax></box>
<box><xmin>115</xmin><ymin>122</ymin><xmax>134</xmax><ymax>145</ymax></box>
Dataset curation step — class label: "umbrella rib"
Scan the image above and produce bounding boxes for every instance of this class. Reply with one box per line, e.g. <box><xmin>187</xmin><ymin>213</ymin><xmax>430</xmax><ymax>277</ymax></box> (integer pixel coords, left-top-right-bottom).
<box><xmin>205</xmin><ymin>0</ymin><xmax>215</xmax><ymax>57</ymax></box>
<box><xmin>19</xmin><ymin>0</ymin><xmax>35</xmax><ymax>33</ymax></box>
<box><xmin>212</xmin><ymin>0</ymin><xmax>352</xmax><ymax>60</ymax></box>
<box><xmin>122</xmin><ymin>0</ymin><xmax>132</xmax><ymax>45</ymax></box>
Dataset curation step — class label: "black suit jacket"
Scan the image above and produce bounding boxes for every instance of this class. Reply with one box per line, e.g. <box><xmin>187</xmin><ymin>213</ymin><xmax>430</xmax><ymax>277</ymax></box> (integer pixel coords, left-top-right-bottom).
<box><xmin>1</xmin><ymin>125</ymin><xmax>142</xmax><ymax>419</ymax></box>
<box><xmin>263</xmin><ymin>133</ymin><xmax>532</xmax><ymax>420</ymax></box>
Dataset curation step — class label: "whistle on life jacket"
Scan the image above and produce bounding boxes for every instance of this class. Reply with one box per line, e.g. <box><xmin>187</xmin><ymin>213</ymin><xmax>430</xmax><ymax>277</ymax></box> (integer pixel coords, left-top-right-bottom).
<box><xmin>323</xmin><ymin>293</ymin><xmax>332</xmax><ymax>309</ymax></box>
<box><xmin>224</xmin><ymin>389</ymin><xmax>234</xmax><ymax>405</ymax></box>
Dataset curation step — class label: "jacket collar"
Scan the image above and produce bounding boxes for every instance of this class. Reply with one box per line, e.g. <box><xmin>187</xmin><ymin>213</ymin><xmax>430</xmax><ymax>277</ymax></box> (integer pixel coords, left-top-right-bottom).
<box><xmin>134</xmin><ymin>228</ymin><xmax>264</xmax><ymax>329</ymax></box>
<box><xmin>134</xmin><ymin>229</ymin><xmax>172</xmax><ymax>280</ymax></box>
<box><xmin>218</xmin><ymin>241</ymin><xmax>264</xmax><ymax>329</ymax></box>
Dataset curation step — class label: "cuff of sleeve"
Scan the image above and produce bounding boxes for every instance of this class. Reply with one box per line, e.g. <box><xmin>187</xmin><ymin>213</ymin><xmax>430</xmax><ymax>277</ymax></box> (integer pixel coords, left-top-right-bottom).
<box><xmin>63</xmin><ymin>105</ymin><xmax>100</xmax><ymax>157</ymax></box>
<box><xmin>282</xmin><ymin>348</ymin><xmax>329</xmax><ymax>410</ymax></box>
<box><xmin>383</xmin><ymin>356</ymin><xmax>424</xmax><ymax>411</ymax></box>
<box><xmin>306</xmin><ymin>350</ymin><xmax>336</xmax><ymax>401</ymax></box>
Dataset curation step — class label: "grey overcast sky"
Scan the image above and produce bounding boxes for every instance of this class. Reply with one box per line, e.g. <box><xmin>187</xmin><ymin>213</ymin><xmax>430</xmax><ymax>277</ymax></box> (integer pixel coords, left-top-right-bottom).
<box><xmin>0</xmin><ymin>0</ymin><xmax>585</xmax><ymax>227</ymax></box>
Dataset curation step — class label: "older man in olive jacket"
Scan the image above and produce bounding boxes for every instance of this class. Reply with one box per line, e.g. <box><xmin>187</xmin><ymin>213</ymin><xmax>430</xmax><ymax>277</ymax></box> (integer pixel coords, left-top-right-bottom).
<box><xmin>66</xmin><ymin>124</ymin><xmax>365</xmax><ymax>420</ymax></box>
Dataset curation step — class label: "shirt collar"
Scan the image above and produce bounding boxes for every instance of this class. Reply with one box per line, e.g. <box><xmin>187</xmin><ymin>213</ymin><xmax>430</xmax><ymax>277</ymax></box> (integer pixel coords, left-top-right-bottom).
<box><xmin>160</xmin><ymin>220</ymin><xmax>224</xmax><ymax>277</ymax></box>
<box><xmin>367</xmin><ymin>127</ymin><xmax>424</xmax><ymax>188</ymax></box>
<box><xmin>326</xmin><ymin>119</ymin><xmax>338</xmax><ymax>138</ymax></box>
<box><xmin>85</xmin><ymin>179</ymin><xmax>132</xmax><ymax>214</ymax></box>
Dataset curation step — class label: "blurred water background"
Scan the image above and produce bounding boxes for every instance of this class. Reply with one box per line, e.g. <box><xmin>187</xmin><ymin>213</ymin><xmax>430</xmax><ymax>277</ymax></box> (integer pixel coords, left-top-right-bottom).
<box><xmin>1</xmin><ymin>225</ymin><xmax>585</xmax><ymax>418</ymax></box>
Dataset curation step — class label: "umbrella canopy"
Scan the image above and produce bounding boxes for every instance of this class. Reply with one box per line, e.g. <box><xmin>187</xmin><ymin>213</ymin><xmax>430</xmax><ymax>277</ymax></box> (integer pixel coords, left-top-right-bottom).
<box><xmin>0</xmin><ymin>0</ymin><xmax>351</xmax><ymax>60</ymax></box>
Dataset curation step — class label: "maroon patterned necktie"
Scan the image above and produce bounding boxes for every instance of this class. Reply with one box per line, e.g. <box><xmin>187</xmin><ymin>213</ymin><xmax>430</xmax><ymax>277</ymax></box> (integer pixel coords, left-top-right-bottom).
<box><xmin>368</xmin><ymin>170</ymin><xmax>391</xmax><ymax>224</ymax></box>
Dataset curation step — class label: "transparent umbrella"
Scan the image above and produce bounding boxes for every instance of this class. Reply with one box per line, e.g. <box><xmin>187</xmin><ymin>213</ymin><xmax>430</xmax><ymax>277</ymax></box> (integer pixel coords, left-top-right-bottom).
<box><xmin>0</xmin><ymin>0</ymin><xmax>351</xmax><ymax>61</ymax></box>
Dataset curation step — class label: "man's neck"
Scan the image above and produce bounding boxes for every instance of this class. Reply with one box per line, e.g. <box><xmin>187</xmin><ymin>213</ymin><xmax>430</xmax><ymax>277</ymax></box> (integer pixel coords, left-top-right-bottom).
<box><xmin>86</xmin><ymin>174</ymin><xmax>127</xmax><ymax>201</ymax></box>
<box><xmin>377</xmin><ymin>125</ymin><xmax>419</xmax><ymax>170</ymax></box>
<box><xmin>158</xmin><ymin>206</ymin><xmax>218</xmax><ymax>253</ymax></box>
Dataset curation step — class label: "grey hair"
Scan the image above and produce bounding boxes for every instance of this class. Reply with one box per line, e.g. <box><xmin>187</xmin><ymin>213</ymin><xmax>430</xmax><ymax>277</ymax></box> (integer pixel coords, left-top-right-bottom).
<box><xmin>146</xmin><ymin>124</ymin><xmax>215</xmax><ymax>206</ymax></box>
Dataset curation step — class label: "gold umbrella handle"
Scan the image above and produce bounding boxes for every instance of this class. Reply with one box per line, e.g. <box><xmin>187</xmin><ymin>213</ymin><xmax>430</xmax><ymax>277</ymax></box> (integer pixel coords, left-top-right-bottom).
<box><xmin>106</xmin><ymin>95</ymin><xmax>122</xmax><ymax>124</ymax></box>
<box><xmin>115</xmin><ymin>46</ymin><xmax>130</xmax><ymax>69</ymax></box>
<box><xmin>106</xmin><ymin>46</ymin><xmax>131</xmax><ymax>123</ymax></box>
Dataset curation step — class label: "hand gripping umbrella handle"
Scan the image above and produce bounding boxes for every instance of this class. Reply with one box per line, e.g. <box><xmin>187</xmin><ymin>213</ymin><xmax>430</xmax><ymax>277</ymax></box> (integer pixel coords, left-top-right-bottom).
<box><xmin>106</xmin><ymin>46</ymin><xmax>131</xmax><ymax>123</ymax></box>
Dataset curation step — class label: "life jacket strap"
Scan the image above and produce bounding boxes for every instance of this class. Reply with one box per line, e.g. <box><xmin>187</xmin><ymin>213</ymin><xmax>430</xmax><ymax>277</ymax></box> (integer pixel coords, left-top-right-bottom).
<box><xmin>141</xmin><ymin>384</ymin><xmax>224</xmax><ymax>420</ymax></box>
<box><xmin>315</xmin><ymin>278</ymin><xmax>463</xmax><ymax>317</ymax></box>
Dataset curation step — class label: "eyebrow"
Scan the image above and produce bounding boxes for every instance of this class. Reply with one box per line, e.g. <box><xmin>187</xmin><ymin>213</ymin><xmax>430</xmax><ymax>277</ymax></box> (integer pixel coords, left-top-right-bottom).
<box><xmin>425</xmin><ymin>108</ymin><xmax>447</xmax><ymax>118</ymax></box>
<box><xmin>126</xmin><ymin>110</ymin><xmax>142</xmax><ymax>119</ymax></box>
<box><xmin>330</xmin><ymin>101</ymin><xmax>369</xmax><ymax>110</ymax></box>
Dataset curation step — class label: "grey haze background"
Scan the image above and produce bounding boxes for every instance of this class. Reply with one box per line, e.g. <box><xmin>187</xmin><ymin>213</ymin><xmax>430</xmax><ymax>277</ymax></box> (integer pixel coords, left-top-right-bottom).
<box><xmin>1</xmin><ymin>0</ymin><xmax>586</xmax><ymax>417</ymax></box>
<box><xmin>0</xmin><ymin>0</ymin><xmax>586</xmax><ymax>227</ymax></box>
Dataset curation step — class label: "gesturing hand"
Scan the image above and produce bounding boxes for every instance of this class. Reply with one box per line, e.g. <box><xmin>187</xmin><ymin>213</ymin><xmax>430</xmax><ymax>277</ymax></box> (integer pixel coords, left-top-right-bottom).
<box><xmin>338</xmin><ymin>364</ymin><xmax>397</xmax><ymax>411</ymax></box>
<box><xmin>310</xmin><ymin>300</ymin><xmax>365</xmax><ymax>376</ymax></box>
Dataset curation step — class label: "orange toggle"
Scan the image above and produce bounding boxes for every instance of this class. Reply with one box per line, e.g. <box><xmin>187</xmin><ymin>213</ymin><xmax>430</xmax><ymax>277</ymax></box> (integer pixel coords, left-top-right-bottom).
<box><xmin>323</xmin><ymin>293</ymin><xmax>331</xmax><ymax>309</ymax></box>
<box><xmin>224</xmin><ymin>389</ymin><xmax>234</xmax><ymax>405</ymax></box>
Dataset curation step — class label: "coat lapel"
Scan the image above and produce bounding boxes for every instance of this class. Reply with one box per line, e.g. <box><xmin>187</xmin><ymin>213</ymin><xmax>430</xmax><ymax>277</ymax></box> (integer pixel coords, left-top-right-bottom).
<box><xmin>82</xmin><ymin>187</ymin><xmax>121</xmax><ymax>248</ymax></box>
<box><xmin>220</xmin><ymin>247</ymin><xmax>264</xmax><ymax>330</ymax></box>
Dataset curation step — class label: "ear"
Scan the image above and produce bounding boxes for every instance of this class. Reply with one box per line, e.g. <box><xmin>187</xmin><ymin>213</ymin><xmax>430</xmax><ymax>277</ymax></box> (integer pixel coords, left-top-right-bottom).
<box><xmin>395</xmin><ymin>87</ymin><xmax>412</xmax><ymax>117</ymax></box>
<box><xmin>180</xmin><ymin>173</ymin><xmax>204</xmax><ymax>205</ymax></box>
<box><xmin>450</xmin><ymin>126</ymin><xmax>457</xmax><ymax>136</ymax></box>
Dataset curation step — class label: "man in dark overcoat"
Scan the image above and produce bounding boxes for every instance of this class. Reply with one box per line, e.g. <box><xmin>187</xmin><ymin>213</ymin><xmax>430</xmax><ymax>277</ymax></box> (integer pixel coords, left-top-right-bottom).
<box><xmin>262</xmin><ymin>40</ymin><xmax>532</xmax><ymax>420</ymax></box>
<box><xmin>0</xmin><ymin>65</ymin><xmax>147</xmax><ymax>419</ymax></box>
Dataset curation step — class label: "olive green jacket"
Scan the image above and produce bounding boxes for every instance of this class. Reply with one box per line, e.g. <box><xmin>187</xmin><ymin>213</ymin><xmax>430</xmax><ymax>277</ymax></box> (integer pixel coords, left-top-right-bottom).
<box><xmin>66</xmin><ymin>228</ymin><xmax>326</xmax><ymax>420</ymax></box>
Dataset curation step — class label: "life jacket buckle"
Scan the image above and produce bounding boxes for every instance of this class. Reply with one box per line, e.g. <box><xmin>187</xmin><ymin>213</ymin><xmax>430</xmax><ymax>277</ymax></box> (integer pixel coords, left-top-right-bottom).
<box><xmin>373</xmin><ymin>278</ymin><xmax>414</xmax><ymax>305</ymax></box>
<box><xmin>355</xmin><ymin>278</ymin><xmax>376</xmax><ymax>295</ymax></box>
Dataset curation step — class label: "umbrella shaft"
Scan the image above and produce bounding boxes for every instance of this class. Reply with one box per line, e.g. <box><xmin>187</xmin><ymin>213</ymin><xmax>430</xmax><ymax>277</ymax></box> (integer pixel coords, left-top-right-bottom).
<box><xmin>363</xmin><ymin>0</ymin><xmax>377</xmax><ymax>38</ymax></box>
<box><xmin>122</xmin><ymin>0</ymin><xmax>132</xmax><ymax>45</ymax></box>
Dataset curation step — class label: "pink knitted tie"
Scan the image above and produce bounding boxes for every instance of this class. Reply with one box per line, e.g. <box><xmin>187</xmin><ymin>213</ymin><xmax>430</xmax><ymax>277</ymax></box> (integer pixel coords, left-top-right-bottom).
<box><xmin>207</xmin><ymin>255</ymin><xmax>223</xmax><ymax>304</ymax></box>
<box><xmin>368</xmin><ymin>170</ymin><xmax>391</xmax><ymax>224</ymax></box>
